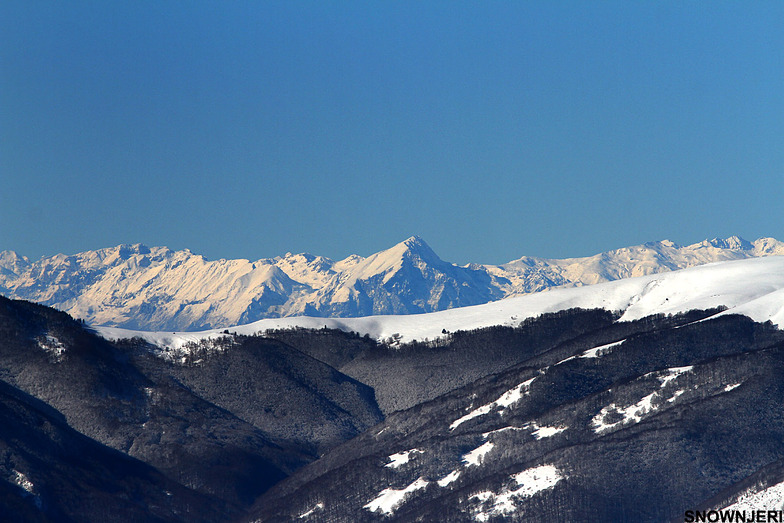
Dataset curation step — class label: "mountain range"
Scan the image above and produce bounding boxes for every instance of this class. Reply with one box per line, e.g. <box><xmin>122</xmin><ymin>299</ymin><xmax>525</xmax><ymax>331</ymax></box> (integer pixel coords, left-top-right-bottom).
<box><xmin>1</xmin><ymin>235</ymin><xmax>783</xmax><ymax>331</ymax></box>
<box><xmin>98</xmin><ymin>253</ymin><xmax>784</xmax><ymax>414</ymax></box>
<box><xmin>3</xmin><ymin>242</ymin><xmax>784</xmax><ymax>520</ymax></box>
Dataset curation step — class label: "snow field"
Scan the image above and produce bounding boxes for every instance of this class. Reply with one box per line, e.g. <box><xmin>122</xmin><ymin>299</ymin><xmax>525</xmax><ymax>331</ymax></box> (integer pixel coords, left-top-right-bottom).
<box><xmin>721</xmin><ymin>481</ymin><xmax>784</xmax><ymax>512</ymax></box>
<box><xmin>385</xmin><ymin>449</ymin><xmax>424</xmax><ymax>469</ymax></box>
<box><xmin>363</xmin><ymin>477</ymin><xmax>429</xmax><ymax>515</ymax></box>
<box><xmin>471</xmin><ymin>464</ymin><xmax>565</xmax><ymax>521</ymax></box>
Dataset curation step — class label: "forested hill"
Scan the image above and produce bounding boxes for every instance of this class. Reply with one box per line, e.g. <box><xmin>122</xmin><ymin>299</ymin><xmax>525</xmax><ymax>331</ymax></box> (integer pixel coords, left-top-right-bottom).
<box><xmin>3</xmin><ymin>295</ymin><xmax>784</xmax><ymax>521</ymax></box>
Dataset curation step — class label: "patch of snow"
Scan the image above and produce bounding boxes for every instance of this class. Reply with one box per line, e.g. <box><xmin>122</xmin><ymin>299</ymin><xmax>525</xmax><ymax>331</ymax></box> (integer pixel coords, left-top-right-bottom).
<box><xmin>484</xmin><ymin>422</ymin><xmax>566</xmax><ymax>441</ymax></box>
<box><xmin>363</xmin><ymin>477</ymin><xmax>429</xmax><ymax>515</ymax></box>
<box><xmin>38</xmin><ymin>334</ymin><xmax>66</xmax><ymax>361</ymax></box>
<box><xmin>580</xmin><ymin>339</ymin><xmax>626</xmax><ymax>359</ymax></box>
<box><xmin>592</xmin><ymin>392</ymin><xmax>658</xmax><ymax>434</ymax></box>
<box><xmin>714</xmin><ymin>286</ymin><xmax>784</xmax><ymax>329</ymax></box>
<box><xmin>463</xmin><ymin>441</ymin><xmax>495</xmax><ymax>467</ymax></box>
<box><xmin>497</xmin><ymin>377</ymin><xmax>536</xmax><ymax>408</ymax></box>
<box><xmin>530</xmin><ymin>423</ymin><xmax>567</xmax><ymax>440</ymax></box>
<box><xmin>722</xmin><ymin>481</ymin><xmax>784</xmax><ymax>512</ymax></box>
<box><xmin>450</xmin><ymin>378</ymin><xmax>535</xmax><ymax>430</ymax></box>
<box><xmin>594</xmin><ymin>364</ymin><xmax>702</xmax><ymax>433</ymax></box>
<box><xmin>470</xmin><ymin>465</ymin><xmax>564</xmax><ymax>521</ymax></box>
<box><xmin>437</xmin><ymin>470</ymin><xmax>461</xmax><ymax>487</ymax></box>
<box><xmin>12</xmin><ymin>470</ymin><xmax>34</xmax><ymax>494</ymax></box>
<box><xmin>139</xmin><ymin>333</ymin><xmax>238</xmax><ymax>364</ymax></box>
<box><xmin>555</xmin><ymin>354</ymin><xmax>577</xmax><ymax>365</ymax></box>
<box><xmin>298</xmin><ymin>502</ymin><xmax>324</xmax><ymax>519</ymax></box>
<box><xmin>511</xmin><ymin>465</ymin><xmax>565</xmax><ymax>497</ymax></box>
<box><xmin>386</xmin><ymin>449</ymin><xmax>423</xmax><ymax>468</ymax></box>
<box><xmin>482</xmin><ymin>426</ymin><xmax>527</xmax><ymax>438</ymax></box>
<box><xmin>667</xmin><ymin>390</ymin><xmax>685</xmax><ymax>403</ymax></box>
<box><xmin>594</xmin><ymin>371</ymin><xmax>701</xmax><ymax>433</ymax></box>
<box><xmin>657</xmin><ymin>366</ymin><xmax>693</xmax><ymax>387</ymax></box>
<box><xmin>450</xmin><ymin>403</ymin><xmax>495</xmax><ymax>431</ymax></box>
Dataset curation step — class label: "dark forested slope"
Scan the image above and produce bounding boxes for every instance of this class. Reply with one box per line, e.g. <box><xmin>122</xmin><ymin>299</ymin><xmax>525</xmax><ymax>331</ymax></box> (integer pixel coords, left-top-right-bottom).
<box><xmin>0</xmin><ymin>296</ymin><xmax>381</xmax><ymax>517</ymax></box>
<box><xmin>248</xmin><ymin>315</ymin><xmax>784</xmax><ymax>522</ymax></box>
<box><xmin>3</xmin><ymin>294</ymin><xmax>784</xmax><ymax>522</ymax></box>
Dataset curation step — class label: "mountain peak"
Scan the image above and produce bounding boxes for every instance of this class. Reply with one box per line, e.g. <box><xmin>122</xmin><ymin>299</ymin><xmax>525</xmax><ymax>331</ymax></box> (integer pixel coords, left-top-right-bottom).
<box><xmin>707</xmin><ymin>236</ymin><xmax>753</xmax><ymax>251</ymax></box>
<box><xmin>116</xmin><ymin>243</ymin><xmax>152</xmax><ymax>258</ymax></box>
<box><xmin>390</xmin><ymin>236</ymin><xmax>442</xmax><ymax>263</ymax></box>
<box><xmin>400</xmin><ymin>235</ymin><xmax>432</xmax><ymax>250</ymax></box>
<box><xmin>0</xmin><ymin>250</ymin><xmax>28</xmax><ymax>263</ymax></box>
<box><xmin>0</xmin><ymin>250</ymin><xmax>30</xmax><ymax>277</ymax></box>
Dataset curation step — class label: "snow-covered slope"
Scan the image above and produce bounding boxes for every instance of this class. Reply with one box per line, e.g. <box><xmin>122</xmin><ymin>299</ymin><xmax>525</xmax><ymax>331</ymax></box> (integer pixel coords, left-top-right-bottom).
<box><xmin>2</xmin><ymin>236</ymin><xmax>783</xmax><ymax>331</ymax></box>
<box><xmin>487</xmin><ymin>236</ymin><xmax>784</xmax><ymax>295</ymax></box>
<box><xmin>96</xmin><ymin>255</ymin><xmax>784</xmax><ymax>353</ymax></box>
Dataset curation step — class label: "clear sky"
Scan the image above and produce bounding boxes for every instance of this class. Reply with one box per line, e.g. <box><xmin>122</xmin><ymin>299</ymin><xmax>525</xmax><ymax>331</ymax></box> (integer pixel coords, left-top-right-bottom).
<box><xmin>2</xmin><ymin>2</ymin><xmax>783</xmax><ymax>265</ymax></box>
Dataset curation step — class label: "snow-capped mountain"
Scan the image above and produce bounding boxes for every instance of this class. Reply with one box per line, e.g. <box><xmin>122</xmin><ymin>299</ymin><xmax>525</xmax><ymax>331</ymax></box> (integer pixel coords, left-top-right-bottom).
<box><xmin>1</xmin><ymin>235</ymin><xmax>782</xmax><ymax>331</ymax></box>
<box><xmin>486</xmin><ymin>236</ymin><xmax>784</xmax><ymax>295</ymax></box>
<box><xmin>97</xmin><ymin>254</ymin><xmax>784</xmax><ymax>356</ymax></box>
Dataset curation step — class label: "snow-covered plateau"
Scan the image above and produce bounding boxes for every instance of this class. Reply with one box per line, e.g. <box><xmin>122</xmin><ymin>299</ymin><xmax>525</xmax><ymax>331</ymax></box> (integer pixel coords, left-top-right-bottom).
<box><xmin>96</xmin><ymin>255</ymin><xmax>784</xmax><ymax>355</ymax></box>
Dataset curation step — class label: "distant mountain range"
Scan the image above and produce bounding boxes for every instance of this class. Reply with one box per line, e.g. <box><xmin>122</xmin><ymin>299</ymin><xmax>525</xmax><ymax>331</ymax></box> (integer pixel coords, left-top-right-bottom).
<box><xmin>1</xmin><ymin>235</ymin><xmax>783</xmax><ymax>331</ymax></box>
<box><xmin>97</xmin><ymin>254</ymin><xmax>784</xmax><ymax>365</ymax></box>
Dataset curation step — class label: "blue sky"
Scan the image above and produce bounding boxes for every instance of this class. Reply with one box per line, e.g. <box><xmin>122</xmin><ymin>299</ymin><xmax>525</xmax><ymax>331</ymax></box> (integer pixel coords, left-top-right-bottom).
<box><xmin>2</xmin><ymin>2</ymin><xmax>782</xmax><ymax>264</ymax></box>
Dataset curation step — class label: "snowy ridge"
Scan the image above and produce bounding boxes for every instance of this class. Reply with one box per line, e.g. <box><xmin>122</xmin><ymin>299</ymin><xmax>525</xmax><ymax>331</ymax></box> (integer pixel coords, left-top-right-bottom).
<box><xmin>2</xmin><ymin>235</ymin><xmax>783</xmax><ymax>331</ymax></box>
<box><xmin>96</xmin><ymin>255</ymin><xmax>784</xmax><ymax>353</ymax></box>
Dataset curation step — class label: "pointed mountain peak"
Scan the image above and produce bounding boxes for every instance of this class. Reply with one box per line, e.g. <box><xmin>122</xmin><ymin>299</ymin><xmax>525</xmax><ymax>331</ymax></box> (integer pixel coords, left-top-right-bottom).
<box><xmin>0</xmin><ymin>250</ymin><xmax>29</xmax><ymax>264</ymax></box>
<box><xmin>396</xmin><ymin>235</ymin><xmax>431</xmax><ymax>252</ymax></box>
<box><xmin>402</xmin><ymin>235</ymin><xmax>426</xmax><ymax>246</ymax></box>
<box><xmin>0</xmin><ymin>250</ymin><xmax>30</xmax><ymax>277</ymax></box>
<box><xmin>752</xmin><ymin>237</ymin><xmax>784</xmax><ymax>256</ymax></box>
<box><xmin>390</xmin><ymin>236</ymin><xmax>442</xmax><ymax>262</ymax></box>
<box><xmin>338</xmin><ymin>237</ymin><xmax>446</xmax><ymax>285</ymax></box>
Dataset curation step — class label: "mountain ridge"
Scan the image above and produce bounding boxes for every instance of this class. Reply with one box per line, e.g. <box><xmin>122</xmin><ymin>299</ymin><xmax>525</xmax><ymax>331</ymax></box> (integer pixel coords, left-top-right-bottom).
<box><xmin>97</xmin><ymin>254</ymin><xmax>784</xmax><ymax>358</ymax></box>
<box><xmin>1</xmin><ymin>235</ymin><xmax>783</xmax><ymax>331</ymax></box>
